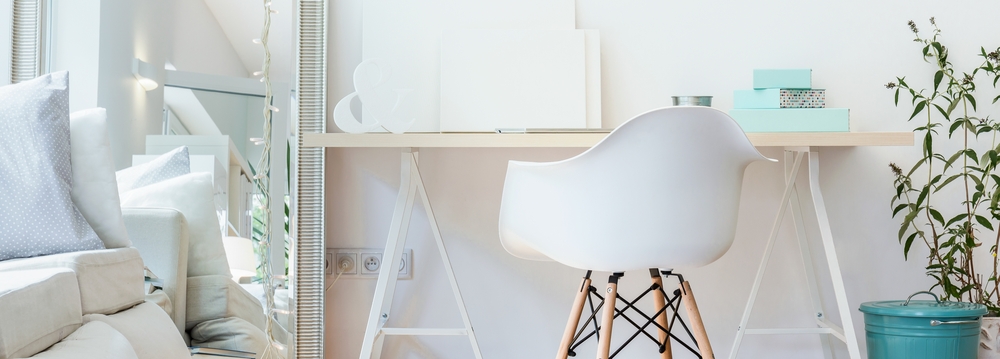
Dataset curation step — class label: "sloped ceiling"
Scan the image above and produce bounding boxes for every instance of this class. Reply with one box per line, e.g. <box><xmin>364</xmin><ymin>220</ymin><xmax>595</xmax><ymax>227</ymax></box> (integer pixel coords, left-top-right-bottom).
<box><xmin>203</xmin><ymin>0</ymin><xmax>293</xmax><ymax>83</ymax></box>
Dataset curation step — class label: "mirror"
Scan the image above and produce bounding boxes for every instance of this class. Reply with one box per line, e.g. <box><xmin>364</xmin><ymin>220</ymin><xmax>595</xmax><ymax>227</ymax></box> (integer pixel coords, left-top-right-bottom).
<box><xmin>162</xmin><ymin>0</ymin><xmax>293</xmax><ymax>355</ymax></box>
<box><xmin>40</xmin><ymin>0</ymin><xmax>295</xmax><ymax>356</ymax></box>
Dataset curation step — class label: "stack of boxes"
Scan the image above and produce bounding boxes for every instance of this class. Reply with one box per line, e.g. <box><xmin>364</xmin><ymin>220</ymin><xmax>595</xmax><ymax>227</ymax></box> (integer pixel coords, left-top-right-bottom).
<box><xmin>729</xmin><ymin>69</ymin><xmax>849</xmax><ymax>132</ymax></box>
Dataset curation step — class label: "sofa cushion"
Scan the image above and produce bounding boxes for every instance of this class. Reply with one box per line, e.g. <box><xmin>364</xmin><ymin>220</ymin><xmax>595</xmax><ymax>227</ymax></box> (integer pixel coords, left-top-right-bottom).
<box><xmin>70</xmin><ymin>108</ymin><xmax>130</xmax><ymax>249</ymax></box>
<box><xmin>120</xmin><ymin>173</ymin><xmax>231</xmax><ymax>277</ymax></box>
<box><xmin>190</xmin><ymin>317</ymin><xmax>267</xmax><ymax>359</ymax></box>
<box><xmin>0</xmin><ymin>248</ymin><xmax>144</xmax><ymax>315</ymax></box>
<box><xmin>116</xmin><ymin>146</ymin><xmax>190</xmax><ymax>195</ymax></box>
<box><xmin>29</xmin><ymin>321</ymin><xmax>138</xmax><ymax>359</ymax></box>
<box><xmin>0</xmin><ymin>71</ymin><xmax>104</xmax><ymax>261</ymax></box>
<box><xmin>0</xmin><ymin>268</ymin><xmax>82</xmax><ymax>359</ymax></box>
<box><xmin>83</xmin><ymin>302</ymin><xmax>189</xmax><ymax>359</ymax></box>
<box><xmin>187</xmin><ymin>275</ymin><xmax>266</xmax><ymax>330</ymax></box>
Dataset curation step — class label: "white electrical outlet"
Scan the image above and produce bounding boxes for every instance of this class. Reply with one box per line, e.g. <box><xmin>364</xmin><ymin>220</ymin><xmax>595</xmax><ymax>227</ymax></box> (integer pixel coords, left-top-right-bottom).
<box><xmin>360</xmin><ymin>252</ymin><xmax>381</xmax><ymax>274</ymax></box>
<box><xmin>328</xmin><ymin>248</ymin><xmax>412</xmax><ymax>279</ymax></box>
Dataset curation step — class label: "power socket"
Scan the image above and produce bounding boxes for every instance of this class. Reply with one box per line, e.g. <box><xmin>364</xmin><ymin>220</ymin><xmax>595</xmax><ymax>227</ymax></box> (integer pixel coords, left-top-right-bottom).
<box><xmin>360</xmin><ymin>252</ymin><xmax>381</xmax><ymax>274</ymax></box>
<box><xmin>328</xmin><ymin>248</ymin><xmax>412</xmax><ymax>279</ymax></box>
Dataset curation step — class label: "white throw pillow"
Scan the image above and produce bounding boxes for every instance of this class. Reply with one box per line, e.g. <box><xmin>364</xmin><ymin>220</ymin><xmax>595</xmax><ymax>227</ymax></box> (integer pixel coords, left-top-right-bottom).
<box><xmin>115</xmin><ymin>146</ymin><xmax>190</xmax><ymax>196</ymax></box>
<box><xmin>0</xmin><ymin>71</ymin><xmax>104</xmax><ymax>261</ymax></box>
<box><xmin>120</xmin><ymin>173</ymin><xmax>231</xmax><ymax>277</ymax></box>
<box><xmin>70</xmin><ymin>108</ymin><xmax>130</xmax><ymax>249</ymax></box>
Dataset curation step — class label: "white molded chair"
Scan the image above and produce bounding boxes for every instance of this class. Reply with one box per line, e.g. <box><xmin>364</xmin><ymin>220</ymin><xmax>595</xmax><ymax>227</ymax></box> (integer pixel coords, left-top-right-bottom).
<box><xmin>498</xmin><ymin>107</ymin><xmax>772</xmax><ymax>359</ymax></box>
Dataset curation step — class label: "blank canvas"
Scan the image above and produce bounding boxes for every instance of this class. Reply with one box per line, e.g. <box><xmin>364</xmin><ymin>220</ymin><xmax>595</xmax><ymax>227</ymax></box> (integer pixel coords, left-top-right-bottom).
<box><xmin>361</xmin><ymin>0</ymin><xmax>576</xmax><ymax>132</ymax></box>
<box><xmin>440</xmin><ymin>29</ymin><xmax>587</xmax><ymax>132</ymax></box>
<box><xmin>584</xmin><ymin>30</ymin><xmax>602</xmax><ymax>128</ymax></box>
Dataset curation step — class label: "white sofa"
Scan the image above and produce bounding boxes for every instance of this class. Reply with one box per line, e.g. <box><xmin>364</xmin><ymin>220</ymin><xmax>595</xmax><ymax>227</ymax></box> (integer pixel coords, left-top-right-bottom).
<box><xmin>0</xmin><ymin>210</ymin><xmax>192</xmax><ymax>359</ymax></box>
<box><xmin>0</xmin><ymin>206</ymin><xmax>270</xmax><ymax>359</ymax></box>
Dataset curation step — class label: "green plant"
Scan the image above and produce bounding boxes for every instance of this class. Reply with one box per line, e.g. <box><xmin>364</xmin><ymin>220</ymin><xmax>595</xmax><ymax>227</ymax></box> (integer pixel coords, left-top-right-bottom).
<box><xmin>889</xmin><ymin>18</ymin><xmax>1000</xmax><ymax>313</ymax></box>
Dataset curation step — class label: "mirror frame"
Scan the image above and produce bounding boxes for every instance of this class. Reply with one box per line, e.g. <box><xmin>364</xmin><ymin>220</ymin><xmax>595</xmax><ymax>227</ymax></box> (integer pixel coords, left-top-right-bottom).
<box><xmin>291</xmin><ymin>0</ymin><xmax>327</xmax><ymax>358</ymax></box>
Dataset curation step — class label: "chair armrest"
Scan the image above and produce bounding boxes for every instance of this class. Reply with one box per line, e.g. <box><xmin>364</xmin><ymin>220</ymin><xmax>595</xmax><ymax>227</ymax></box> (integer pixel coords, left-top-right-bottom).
<box><xmin>122</xmin><ymin>207</ymin><xmax>190</xmax><ymax>340</ymax></box>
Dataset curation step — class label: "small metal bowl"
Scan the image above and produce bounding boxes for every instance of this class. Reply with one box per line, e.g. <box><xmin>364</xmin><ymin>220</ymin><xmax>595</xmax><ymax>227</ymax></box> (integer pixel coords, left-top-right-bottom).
<box><xmin>671</xmin><ymin>96</ymin><xmax>713</xmax><ymax>107</ymax></box>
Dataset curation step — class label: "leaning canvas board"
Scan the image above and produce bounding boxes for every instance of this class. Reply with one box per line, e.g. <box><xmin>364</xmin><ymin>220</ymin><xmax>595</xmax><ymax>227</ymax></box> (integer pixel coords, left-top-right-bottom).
<box><xmin>440</xmin><ymin>29</ymin><xmax>587</xmax><ymax>132</ymax></box>
<box><xmin>440</xmin><ymin>0</ymin><xmax>575</xmax><ymax>30</ymax></box>
<box><xmin>361</xmin><ymin>0</ymin><xmax>576</xmax><ymax>132</ymax></box>
<box><xmin>361</xmin><ymin>0</ymin><xmax>442</xmax><ymax>132</ymax></box>
<box><xmin>584</xmin><ymin>30</ymin><xmax>602</xmax><ymax>129</ymax></box>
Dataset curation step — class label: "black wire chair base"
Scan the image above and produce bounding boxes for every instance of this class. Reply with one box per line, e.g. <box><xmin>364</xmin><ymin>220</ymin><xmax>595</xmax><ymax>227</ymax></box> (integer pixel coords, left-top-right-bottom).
<box><xmin>566</xmin><ymin>271</ymin><xmax>703</xmax><ymax>359</ymax></box>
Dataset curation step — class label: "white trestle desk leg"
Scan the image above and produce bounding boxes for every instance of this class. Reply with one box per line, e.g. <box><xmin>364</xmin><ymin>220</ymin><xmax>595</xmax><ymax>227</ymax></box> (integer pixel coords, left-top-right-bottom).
<box><xmin>805</xmin><ymin>151</ymin><xmax>862</xmax><ymax>359</ymax></box>
<box><xmin>360</xmin><ymin>150</ymin><xmax>418</xmax><ymax>359</ymax></box>
<box><xmin>729</xmin><ymin>151</ymin><xmax>803</xmax><ymax>359</ymax></box>
<box><xmin>728</xmin><ymin>149</ymin><xmax>861</xmax><ymax>359</ymax></box>
<box><xmin>786</xmin><ymin>151</ymin><xmax>835</xmax><ymax>359</ymax></box>
<box><xmin>358</xmin><ymin>148</ymin><xmax>484</xmax><ymax>359</ymax></box>
<box><xmin>413</xmin><ymin>154</ymin><xmax>485</xmax><ymax>359</ymax></box>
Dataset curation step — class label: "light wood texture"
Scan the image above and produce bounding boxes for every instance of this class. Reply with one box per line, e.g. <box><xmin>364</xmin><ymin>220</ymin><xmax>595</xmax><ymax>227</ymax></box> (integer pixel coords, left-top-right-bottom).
<box><xmin>557</xmin><ymin>277</ymin><xmax>592</xmax><ymax>359</ymax></box>
<box><xmin>597</xmin><ymin>278</ymin><xmax>619</xmax><ymax>359</ymax></box>
<box><xmin>681</xmin><ymin>281</ymin><xmax>714</xmax><ymax>359</ymax></box>
<box><xmin>303</xmin><ymin>131</ymin><xmax>914</xmax><ymax>148</ymax></box>
<box><xmin>651</xmin><ymin>274</ymin><xmax>672</xmax><ymax>359</ymax></box>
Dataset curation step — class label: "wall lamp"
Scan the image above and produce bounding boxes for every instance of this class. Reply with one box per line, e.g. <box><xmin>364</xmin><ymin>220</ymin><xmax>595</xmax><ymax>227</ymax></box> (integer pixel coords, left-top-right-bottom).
<box><xmin>132</xmin><ymin>58</ymin><xmax>159</xmax><ymax>91</ymax></box>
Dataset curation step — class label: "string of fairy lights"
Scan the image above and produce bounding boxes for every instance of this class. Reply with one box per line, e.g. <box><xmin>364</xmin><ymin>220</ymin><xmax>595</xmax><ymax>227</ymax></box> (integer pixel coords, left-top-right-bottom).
<box><xmin>252</xmin><ymin>0</ymin><xmax>283</xmax><ymax>357</ymax></box>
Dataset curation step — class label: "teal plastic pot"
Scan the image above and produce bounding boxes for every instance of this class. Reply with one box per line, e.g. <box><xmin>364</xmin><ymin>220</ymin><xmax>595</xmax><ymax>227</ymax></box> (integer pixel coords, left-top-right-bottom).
<box><xmin>859</xmin><ymin>292</ymin><xmax>987</xmax><ymax>359</ymax></box>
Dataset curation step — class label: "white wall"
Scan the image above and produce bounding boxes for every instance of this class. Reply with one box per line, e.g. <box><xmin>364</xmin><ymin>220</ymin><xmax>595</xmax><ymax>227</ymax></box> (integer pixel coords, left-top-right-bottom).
<box><xmin>325</xmin><ymin>1</ymin><xmax>1000</xmax><ymax>358</ymax></box>
<box><xmin>51</xmin><ymin>0</ymin><xmax>101</xmax><ymax>113</ymax></box>
<box><xmin>169</xmin><ymin>0</ymin><xmax>247</xmax><ymax>78</ymax></box>
<box><xmin>48</xmin><ymin>0</ymin><xmax>171</xmax><ymax>169</ymax></box>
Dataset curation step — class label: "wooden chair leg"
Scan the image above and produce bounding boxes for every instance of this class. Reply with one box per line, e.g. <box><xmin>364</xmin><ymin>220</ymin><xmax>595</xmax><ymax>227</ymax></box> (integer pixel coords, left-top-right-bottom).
<box><xmin>680</xmin><ymin>281</ymin><xmax>714</xmax><ymax>359</ymax></box>
<box><xmin>557</xmin><ymin>271</ymin><xmax>593</xmax><ymax>359</ymax></box>
<box><xmin>650</xmin><ymin>270</ymin><xmax>672</xmax><ymax>359</ymax></box>
<box><xmin>597</xmin><ymin>273</ymin><xmax>621</xmax><ymax>359</ymax></box>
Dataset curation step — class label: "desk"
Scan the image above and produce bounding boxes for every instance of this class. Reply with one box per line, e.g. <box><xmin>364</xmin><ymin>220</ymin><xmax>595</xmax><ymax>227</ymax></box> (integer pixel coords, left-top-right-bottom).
<box><xmin>307</xmin><ymin>131</ymin><xmax>914</xmax><ymax>359</ymax></box>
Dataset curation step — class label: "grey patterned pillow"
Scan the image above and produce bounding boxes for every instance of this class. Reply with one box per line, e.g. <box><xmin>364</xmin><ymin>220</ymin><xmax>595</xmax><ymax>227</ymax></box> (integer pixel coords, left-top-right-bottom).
<box><xmin>0</xmin><ymin>71</ymin><xmax>104</xmax><ymax>261</ymax></box>
<box><xmin>115</xmin><ymin>146</ymin><xmax>191</xmax><ymax>195</ymax></box>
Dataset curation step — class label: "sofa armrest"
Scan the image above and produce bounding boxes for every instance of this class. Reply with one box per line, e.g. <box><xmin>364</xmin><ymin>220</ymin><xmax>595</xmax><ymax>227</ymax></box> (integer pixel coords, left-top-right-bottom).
<box><xmin>122</xmin><ymin>207</ymin><xmax>189</xmax><ymax>339</ymax></box>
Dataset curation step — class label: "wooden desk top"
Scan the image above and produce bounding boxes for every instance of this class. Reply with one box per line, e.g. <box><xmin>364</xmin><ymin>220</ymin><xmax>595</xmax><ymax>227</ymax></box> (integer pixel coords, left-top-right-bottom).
<box><xmin>302</xmin><ymin>132</ymin><xmax>914</xmax><ymax>148</ymax></box>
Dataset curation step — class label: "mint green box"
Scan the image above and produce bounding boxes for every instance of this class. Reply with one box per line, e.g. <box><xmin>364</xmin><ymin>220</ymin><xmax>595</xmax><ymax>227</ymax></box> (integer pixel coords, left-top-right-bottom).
<box><xmin>729</xmin><ymin>108</ymin><xmax>848</xmax><ymax>132</ymax></box>
<box><xmin>753</xmin><ymin>69</ymin><xmax>812</xmax><ymax>89</ymax></box>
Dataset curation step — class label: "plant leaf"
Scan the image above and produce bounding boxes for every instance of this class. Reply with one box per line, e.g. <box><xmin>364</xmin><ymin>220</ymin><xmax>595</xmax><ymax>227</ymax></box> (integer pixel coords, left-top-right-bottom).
<box><xmin>950</xmin><ymin>118</ymin><xmax>965</xmax><ymax>137</ymax></box>
<box><xmin>933</xmin><ymin>103</ymin><xmax>949</xmax><ymax>120</ymax></box>
<box><xmin>934</xmin><ymin>70</ymin><xmax>944</xmax><ymax>91</ymax></box>
<box><xmin>904</xmin><ymin>232</ymin><xmax>918</xmax><ymax>260</ymax></box>
<box><xmin>916</xmin><ymin>186</ymin><xmax>930</xmax><ymax>207</ymax></box>
<box><xmin>900</xmin><ymin>210</ymin><xmax>920</xmax><ymax>240</ymax></box>
<box><xmin>945</xmin><ymin>151</ymin><xmax>964</xmax><ymax>169</ymax></box>
<box><xmin>893</xmin><ymin>204</ymin><xmax>909</xmax><ymax>217</ymax></box>
<box><xmin>936</xmin><ymin>173</ymin><xmax>962</xmax><ymax>192</ymax></box>
<box><xmin>967</xmin><ymin>93</ymin><xmax>978</xmax><ymax>111</ymax></box>
<box><xmin>947</xmin><ymin>213</ymin><xmax>969</xmax><ymax>227</ymax></box>
<box><xmin>977</xmin><ymin>215</ymin><xmax>995</xmax><ymax>231</ymax></box>
<box><xmin>910</xmin><ymin>100</ymin><xmax>927</xmax><ymax>120</ymax></box>
<box><xmin>929</xmin><ymin>208</ymin><xmax>945</xmax><ymax>225</ymax></box>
